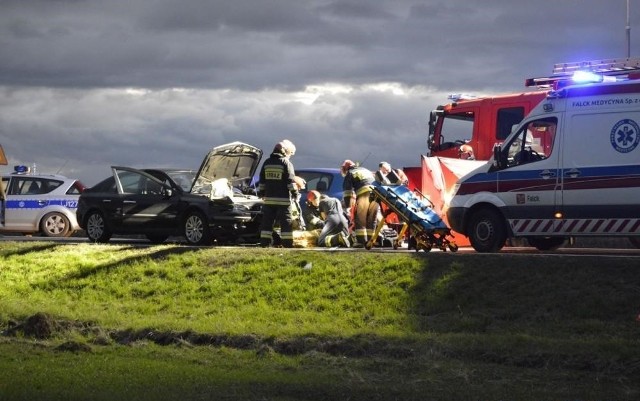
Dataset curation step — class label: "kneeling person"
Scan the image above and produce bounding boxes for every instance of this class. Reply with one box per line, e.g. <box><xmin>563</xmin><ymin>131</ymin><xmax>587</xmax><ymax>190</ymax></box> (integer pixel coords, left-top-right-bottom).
<box><xmin>306</xmin><ymin>190</ymin><xmax>351</xmax><ymax>248</ymax></box>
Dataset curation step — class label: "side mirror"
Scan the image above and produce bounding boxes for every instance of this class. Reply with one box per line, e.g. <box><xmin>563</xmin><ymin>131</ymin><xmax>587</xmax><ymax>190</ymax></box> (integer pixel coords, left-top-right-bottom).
<box><xmin>163</xmin><ymin>187</ymin><xmax>173</xmax><ymax>197</ymax></box>
<box><xmin>493</xmin><ymin>144</ymin><xmax>505</xmax><ymax>169</ymax></box>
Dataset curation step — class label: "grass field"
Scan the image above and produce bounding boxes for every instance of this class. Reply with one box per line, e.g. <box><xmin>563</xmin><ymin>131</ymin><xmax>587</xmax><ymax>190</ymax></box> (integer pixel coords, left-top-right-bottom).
<box><xmin>0</xmin><ymin>241</ymin><xmax>638</xmax><ymax>400</ymax></box>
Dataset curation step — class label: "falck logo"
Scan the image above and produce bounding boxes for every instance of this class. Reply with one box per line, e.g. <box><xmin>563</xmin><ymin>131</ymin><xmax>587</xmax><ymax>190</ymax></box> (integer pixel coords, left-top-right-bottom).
<box><xmin>610</xmin><ymin>119</ymin><xmax>640</xmax><ymax>153</ymax></box>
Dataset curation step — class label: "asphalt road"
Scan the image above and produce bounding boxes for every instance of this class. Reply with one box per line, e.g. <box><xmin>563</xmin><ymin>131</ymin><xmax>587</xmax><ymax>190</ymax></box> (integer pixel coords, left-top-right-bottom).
<box><xmin>2</xmin><ymin>233</ymin><xmax>640</xmax><ymax>258</ymax></box>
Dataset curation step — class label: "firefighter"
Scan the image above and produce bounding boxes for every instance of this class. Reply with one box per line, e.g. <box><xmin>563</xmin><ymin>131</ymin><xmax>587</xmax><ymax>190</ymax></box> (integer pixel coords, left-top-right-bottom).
<box><xmin>257</xmin><ymin>139</ymin><xmax>298</xmax><ymax>248</ymax></box>
<box><xmin>290</xmin><ymin>176</ymin><xmax>307</xmax><ymax>230</ymax></box>
<box><xmin>458</xmin><ymin>144</ymin><xmax>475</xmax><ymax>160</ymax></box>
<box><xmin>306</xmin><ymin>190</ymin><xmax>351</xmax><ymax>248</ymax></box>
<box><xmin>341</xmin><ymin>159</ymin><xmax>377</xmax><ymax>247</ymax></box>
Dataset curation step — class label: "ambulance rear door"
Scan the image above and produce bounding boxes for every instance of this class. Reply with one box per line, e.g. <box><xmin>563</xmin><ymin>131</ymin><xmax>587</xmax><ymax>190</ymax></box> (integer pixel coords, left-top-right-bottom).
<box><xmin>559</xmin><ymin>89</ymin><xmax>640</xmax><ymax>236</ymax></box>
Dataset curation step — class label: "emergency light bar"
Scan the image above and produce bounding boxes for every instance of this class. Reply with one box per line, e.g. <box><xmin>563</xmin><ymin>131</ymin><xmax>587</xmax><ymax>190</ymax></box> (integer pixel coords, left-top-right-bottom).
<box><xmin>571</xmin><ymin>71</ymin><xmax>617</xmax><ymax>84</ymax></box>
<box><xmin>448</xmin><ymin>93</ymin><xmax>478</xmax><ymax>102</ymax></box>
<box><xmin>525</xmin><ymin>57</ymin><xmax>640</xmax><ymax>88</ymax></box>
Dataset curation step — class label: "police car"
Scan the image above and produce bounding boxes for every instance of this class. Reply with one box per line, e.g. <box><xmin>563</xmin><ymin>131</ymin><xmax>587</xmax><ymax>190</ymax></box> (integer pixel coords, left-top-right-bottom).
<box><xmin>0</xmin><ymin>165</ymin><xmax>85</xmax><ymax>237</ymax></box>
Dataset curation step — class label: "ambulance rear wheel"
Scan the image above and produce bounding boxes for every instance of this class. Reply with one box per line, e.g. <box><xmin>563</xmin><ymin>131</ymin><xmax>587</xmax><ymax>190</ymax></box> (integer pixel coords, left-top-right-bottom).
<box><xmin>468</xmin><ymin>209</ymin><xmax>506</xmax><ymax>253</ymax></box>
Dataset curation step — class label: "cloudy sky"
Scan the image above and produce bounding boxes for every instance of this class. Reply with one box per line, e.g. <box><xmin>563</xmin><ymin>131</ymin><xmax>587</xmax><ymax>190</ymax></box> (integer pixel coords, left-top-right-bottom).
<box><xmin>1</xmin><ymin>0</ymin><xmax>637</xmax><ymax>185</ymax></box>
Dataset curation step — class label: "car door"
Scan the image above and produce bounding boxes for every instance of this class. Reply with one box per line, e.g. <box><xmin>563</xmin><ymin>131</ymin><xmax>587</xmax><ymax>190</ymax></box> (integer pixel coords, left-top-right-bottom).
<box><xmin>3</xmin><ymin>176</ymin><xmax>48</xmax><ymax>231</ymax></box>
<box><xmin>0</xmin><ymin>176</ymin><xmax>8</xmax><ymax>227</ymax></box>
<box><xmin>111</xmin><ymin>167</ymin><xmax>181</xmax><ymax>233</ymax></box>
<box><xmin>496</xmin><ymin>116</ymin><xmax>561</xmax><ymax>235</ymax></box>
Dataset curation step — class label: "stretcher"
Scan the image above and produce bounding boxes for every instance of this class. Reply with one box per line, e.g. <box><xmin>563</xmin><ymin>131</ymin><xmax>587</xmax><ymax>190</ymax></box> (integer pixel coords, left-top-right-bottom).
<box><xmin>366</xmin><ymin>184</ymin><xmax>458</xmax><ymax>252</ymax></box>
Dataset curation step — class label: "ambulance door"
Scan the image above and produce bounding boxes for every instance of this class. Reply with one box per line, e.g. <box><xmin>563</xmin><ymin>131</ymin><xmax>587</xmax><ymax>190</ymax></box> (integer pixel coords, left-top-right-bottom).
<box><xmin>496</xmin><ymin>116</ymin><xmax>561</xmax><ymax>235</ymax></box>
<box><xmin>560</xmin><ymin>111</ymin><xmax>640</xmax><ymax>233</ymax></box>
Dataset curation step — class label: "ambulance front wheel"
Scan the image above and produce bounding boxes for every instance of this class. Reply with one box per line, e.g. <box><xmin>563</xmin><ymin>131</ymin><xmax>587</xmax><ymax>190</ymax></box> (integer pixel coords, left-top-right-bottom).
<box><xmin>468</xmin><ymin>208</ymin><xmax>506</xmax><ymax>253</ymax></box>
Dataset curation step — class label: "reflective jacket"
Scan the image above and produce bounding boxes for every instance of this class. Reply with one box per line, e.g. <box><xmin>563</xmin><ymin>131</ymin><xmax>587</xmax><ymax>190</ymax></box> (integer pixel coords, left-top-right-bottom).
<box><xmin>258</xmin><ymin>150</ymin><xmax>297</xmax><ymax>206</ymax></box>
<box><xmin>342</xmin><ymin>166</ymin><xmax>375</xmax><ymax>207</ymax></box>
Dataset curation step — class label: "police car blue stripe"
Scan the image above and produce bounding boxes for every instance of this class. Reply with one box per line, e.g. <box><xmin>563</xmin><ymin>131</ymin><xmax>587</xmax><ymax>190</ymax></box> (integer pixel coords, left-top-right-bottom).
<box><xmin>5</xmin><ymin>199</ymin><xmax>78</xmax><ymax>209</ymax></box>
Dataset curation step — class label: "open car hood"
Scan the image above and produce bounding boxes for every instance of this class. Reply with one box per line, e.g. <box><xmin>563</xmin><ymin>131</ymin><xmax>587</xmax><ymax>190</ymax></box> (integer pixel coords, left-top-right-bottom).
<box><xmin>191</xmin><ymin>141</ymin><xmax>263</xmax><ymax>196</ymax></box>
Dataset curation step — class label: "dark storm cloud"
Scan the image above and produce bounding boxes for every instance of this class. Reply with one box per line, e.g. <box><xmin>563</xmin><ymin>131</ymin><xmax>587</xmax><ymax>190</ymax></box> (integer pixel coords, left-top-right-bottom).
<box><xmin>0</xmin><ymin>0</ymin><xmax>636</xmax><ymax>90</ymax></box>
<box><xmin>0</xmin><ymin>0</ymin><xmax>638</xmax><ymax>185</ymax></box>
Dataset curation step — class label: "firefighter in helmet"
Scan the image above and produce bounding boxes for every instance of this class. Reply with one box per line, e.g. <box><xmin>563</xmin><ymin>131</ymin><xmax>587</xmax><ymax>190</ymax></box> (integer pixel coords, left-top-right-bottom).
<box><xmin>257</xmin><ymin>139</ymin><xmax>298</xmax><ymax>247</ymax></box>
<box><xmin>341</xmin><ymin>159</ymin><xmax>377</xmax><ymax>247</ymax></box>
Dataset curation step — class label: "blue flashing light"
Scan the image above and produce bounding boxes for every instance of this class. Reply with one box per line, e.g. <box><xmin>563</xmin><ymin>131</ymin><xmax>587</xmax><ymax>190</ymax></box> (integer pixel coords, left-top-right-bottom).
<box><xmin>13</xmin><ymin>165</ymin><xmax>30</xmax><ymax>174</ymax></box>
<box><xmin>572</xmin><ymin>70</ymin><xmax>604</xmax><ymax>83</ymax></box>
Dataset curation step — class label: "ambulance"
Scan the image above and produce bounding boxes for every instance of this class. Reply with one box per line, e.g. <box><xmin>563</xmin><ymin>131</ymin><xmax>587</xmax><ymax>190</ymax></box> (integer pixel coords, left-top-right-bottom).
<box><xmin>446</xmin><ymin>58</ymin><xmax>640</xmax><ymax>252</ymax></box>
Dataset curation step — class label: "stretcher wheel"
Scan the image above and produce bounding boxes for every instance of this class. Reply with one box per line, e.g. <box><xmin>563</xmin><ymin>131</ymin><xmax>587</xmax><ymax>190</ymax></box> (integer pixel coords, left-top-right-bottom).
<box><xmin>448</xmin><ymin>243</ymin><xmax>459</xmax><ymax>252</ymax></box>
<box><xmin>365</xmin><ymin>241</ymin><xmax>373</xmax><ymax>250</ymax></box>
<box><xmin>420</xmin><ymin>243</ymin><xmax>432</xmax><ymax>253</ymax></box>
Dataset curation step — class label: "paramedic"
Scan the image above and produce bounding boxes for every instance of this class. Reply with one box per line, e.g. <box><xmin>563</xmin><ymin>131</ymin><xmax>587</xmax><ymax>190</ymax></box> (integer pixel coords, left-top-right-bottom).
<box><xmin>341</xmin><ymin>159</ymin><xmax>377</xmax><ymax>247</ymax></box>
<box><xmin>375</xmin><ymin>161</ymin><xmax>409</xmax><ymax>186</ymax></box>
<box><xmin>303</xmin><ymin>196</ymin><xmax>325</xmax><ymax>230</ymax></box>
<box><xmin>258</xmin><ymin>140</ymin><xmax>298</xmax><ymax>248</ymax></box>
<box><xmin>307</xmin><ymin>190</ymin><xmax>351</xmax><ymax>248</ymax></box>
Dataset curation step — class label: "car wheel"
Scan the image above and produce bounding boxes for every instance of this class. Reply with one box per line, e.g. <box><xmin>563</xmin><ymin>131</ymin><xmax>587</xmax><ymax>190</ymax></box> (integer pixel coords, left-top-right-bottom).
<box><xmin>85</xmin><ymin>211</ymin><xmax>112</xmax><ymax>243</ymax></box>
<box><xmin>468</xmin><ymin>208</ymin><xmax>506</xmax><ymax>253</ymax></box>
<box><xmin>527</xmin><ymin>236</ymin><xmax>566</xmax><ymax>251</ymax></box>
<box><xmin>184</xmin><ymin>211</ymin><xmax>211</xmax><ymax>245</ymax></box>
<box><xmin>40</xmin><ymin>212</ymin><xmax>72</xmax><ymax>237</ymax></box>
<box><xmin>146</xmin><ymin>234</ymin><xmax>169</xmax><ymax>244</ymax></box>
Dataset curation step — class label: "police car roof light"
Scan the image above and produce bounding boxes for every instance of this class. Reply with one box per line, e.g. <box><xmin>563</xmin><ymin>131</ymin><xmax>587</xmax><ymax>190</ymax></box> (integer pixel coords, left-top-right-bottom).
<box><xmin>13</xmin><ymin>165</ymin><xmax>30</xmax><ymax>174</ymax></box>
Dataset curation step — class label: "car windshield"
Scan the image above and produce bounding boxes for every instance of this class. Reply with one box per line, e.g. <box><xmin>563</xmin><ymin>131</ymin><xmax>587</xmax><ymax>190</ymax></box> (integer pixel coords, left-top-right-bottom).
<box><xmin>164</xmin><ymin>170</ymin><xmax>196</xmax><ymax>192</ymax></box>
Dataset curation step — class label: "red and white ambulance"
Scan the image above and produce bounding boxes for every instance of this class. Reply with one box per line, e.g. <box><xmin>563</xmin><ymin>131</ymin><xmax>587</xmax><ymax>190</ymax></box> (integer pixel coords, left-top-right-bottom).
<box><xmin>446</xmin><ymin>58</ymin><xmax>640</xmax><ymax>252</ymax></box>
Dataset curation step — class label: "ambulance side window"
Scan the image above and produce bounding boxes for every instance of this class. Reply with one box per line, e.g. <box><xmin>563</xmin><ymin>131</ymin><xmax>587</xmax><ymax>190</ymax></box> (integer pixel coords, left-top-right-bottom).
<box><xmin>506</xmin><ymin>117</ymin><xmax>557</xmax><ymax>167</ymax></box>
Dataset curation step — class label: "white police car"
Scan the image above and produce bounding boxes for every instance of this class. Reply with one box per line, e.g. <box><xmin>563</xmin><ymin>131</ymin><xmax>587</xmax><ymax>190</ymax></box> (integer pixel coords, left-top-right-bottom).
<box><xmin>1</xmin><ymin>166</ymin><xmax>85</xmax><ymax>237</ymax></box>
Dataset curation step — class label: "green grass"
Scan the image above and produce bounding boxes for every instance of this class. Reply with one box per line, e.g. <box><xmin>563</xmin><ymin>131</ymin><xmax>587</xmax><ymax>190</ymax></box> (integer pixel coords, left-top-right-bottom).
<box><xmin>0</xmin><ymin>242</ymin><xmax>639</xmax><ymax>400</ymax></box>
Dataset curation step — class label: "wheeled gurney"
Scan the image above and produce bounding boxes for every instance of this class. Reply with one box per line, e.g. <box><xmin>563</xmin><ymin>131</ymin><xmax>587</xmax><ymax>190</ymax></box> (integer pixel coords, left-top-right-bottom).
<box><xmin>366</xmin><ymin>184</ymin><xmax>458</xmax><ymax>252</ymax></box>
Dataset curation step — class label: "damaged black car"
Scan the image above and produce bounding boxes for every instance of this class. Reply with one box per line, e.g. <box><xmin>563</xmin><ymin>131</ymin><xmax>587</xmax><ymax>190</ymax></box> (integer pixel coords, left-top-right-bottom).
<box><xmin>76</xmin><ymin>142</ymin><xmax>263</xmax><ymax>245</ymax></box>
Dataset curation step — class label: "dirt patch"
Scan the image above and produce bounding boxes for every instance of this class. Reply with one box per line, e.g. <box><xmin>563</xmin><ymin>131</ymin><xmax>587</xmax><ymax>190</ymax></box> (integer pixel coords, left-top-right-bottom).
<box><xmin>4</xmin><ymin>312</ymin><xmax>101</xmax><ymax>340</ymax></box>
<box><xmin>4</xmin><ymin>313</ymin><xmax>413</xmax><ymax>359</ymax></box>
